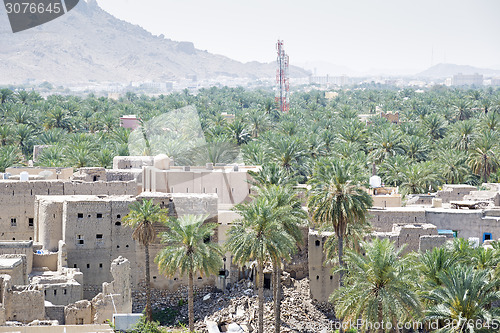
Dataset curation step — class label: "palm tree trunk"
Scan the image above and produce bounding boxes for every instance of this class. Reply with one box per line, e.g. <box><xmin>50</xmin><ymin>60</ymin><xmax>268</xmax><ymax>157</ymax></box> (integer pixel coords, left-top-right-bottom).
<box><xmin>483</xmin><ymin>154</ymin><xmax>488</xmax><ymax>183</ymax></box>
<box><xmin>338</xmin><ymin>233</ymin><xmax>344</xmax><ymax>287</ymax></box>
<box><xmin>258</xmin><ymin>260</ymin><xmax>264</xmax><ymax>333</ymax></box>
<box><xmin>144</xmin><ymin>245</ymin><xmax>153</xmax><ymax>321</ymax></box>
<box><xmin>273</xmin><ymin>259</ymin><xmax>281</xmax><ymax>333</ymax></box>
<box><xmin>188</xmin><ymin>271</ymin><xmax>194</xmax><ymax>333</ymax></box>
<box><xmin>378</xmin><ymin>301</ymin><xmax>384</xmax><ymax>333</ymax></box>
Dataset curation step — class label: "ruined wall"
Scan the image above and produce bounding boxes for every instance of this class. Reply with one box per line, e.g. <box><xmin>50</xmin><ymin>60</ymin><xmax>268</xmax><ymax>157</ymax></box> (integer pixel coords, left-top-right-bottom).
<box><xmin>0</xmin><ymin>241</ymin><xmax>33</xmax><ymax>275</ymax></box>
<box><xmin>31</xmin><ymin>268</ymin><xmax>84</xmax><ymax>306</ymax></box>
<box><xmin>0</xmin><ymin>255</ymin><xmax>26</xmax><ymax>285</ymax></box>
<box><xmin>45</xmin><ymin>305</ymin><xmax>65</xmax><ymax>324</ymax></box>
<box><xmin>308</xmin><ymin>231</ymin><xmax>338</xmax><ymax>303</ymax></box>
<box><xmin>113</xmin><ymin>156</ymin><xmax>154</xmax><ymax>170</ymax></box>
<box><xmin>92</xmin><ymin>257</ymin><xmax>132</xmax><ymax>324</ymax></box>
<box><xmin>64</xmin><ymin>300</ymin><xmax>93</xmax><ymax>325</ymax></box>
<box><xmin>419</xmin><ymin>235</ymin><xmax>449</xmax><ymax>252</ymax></box>
<box><xmin>374</xmin><ymin>223</ymin><xmax>438</xmax><ymax>255</ymax></box>
<box><xmin>72</xmin><ymin>168</ymin><xmax>106</xmax><ymax>182</ymax></box>
<box><xmin>2</xmin><ymin>275</ymin><xmax>45</xmax><ymax>323</ymax></box>
<box><xmin>435</xmin><ymin>185</ymin><xmax>476</xmax><ymax>203</ymax></box>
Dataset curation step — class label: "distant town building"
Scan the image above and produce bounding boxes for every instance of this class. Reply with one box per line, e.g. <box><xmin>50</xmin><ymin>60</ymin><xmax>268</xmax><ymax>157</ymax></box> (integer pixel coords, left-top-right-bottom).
<box><xmin>119</xmin><ymin>115</ymin><xmax>140</xmax><ymax>130</ymax></box>
<box><xmin>452</xmin><ymin>73</ymin><xmax>483</xmax><ymax>86</ymax></box>
<box><xmin>491</xmin><ymin>77</ymin><xmax>500</xmax><ymax>86</ymax></box>
<box><xmin>309</xmin><ymin>75</ymin><xmax>350</xmax><ymax>87</ymax></box>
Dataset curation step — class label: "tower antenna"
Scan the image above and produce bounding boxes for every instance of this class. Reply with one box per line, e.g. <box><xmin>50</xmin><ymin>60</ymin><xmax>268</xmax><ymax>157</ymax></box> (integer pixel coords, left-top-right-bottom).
<box><xmin>276</xmin><ymin>40</ymin><xmax>290</xmax><ymax>112</ymax></box>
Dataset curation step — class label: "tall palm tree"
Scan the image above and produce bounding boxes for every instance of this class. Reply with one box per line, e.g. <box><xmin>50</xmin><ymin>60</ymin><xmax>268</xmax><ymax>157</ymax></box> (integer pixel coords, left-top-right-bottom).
<box><xmin>424</xmin><ymin>265</ymin><xmax>500</xmax><ymax>333</ymax></box>
<box><xmin>332</xmin><ymin>239</ymin><xmax>421</xmax><ymax>333</ymax></box>
<box><xmin>155</xmin><ymin>215</ymin><xmax>222</xmax><ymax>332</ymax></box>
<box><xmin>257</xmin><ymin>185</ymin><xmax>307</xmax><ymax>333</ymax></box>
<box><xmin>247</xmin><ymin>162</ymin><xmax>299</xmax><ymax>187</ymax></box>
<box><xmin>468</xmin><ymin>130</ymin><xmax>500</xmax><ymax>183</ymax></box>
<box><xmin>368</xmin><ymin>127</ymin><xmax>404</xmax><ymax>165</ymax></box>
<box><xmin>226</xmin><ymin>195</ymin><xmax>296</xmax><ymax>333</ymax></box>
<box><xmin>307</xmin><ymin>158</ymin><xmax>373</xmax><ymax>285</ymax></box>
<box><xmin>123</xmin><ymin>199</ymin><xmax>168</xmax><ymax>321</ymax></box>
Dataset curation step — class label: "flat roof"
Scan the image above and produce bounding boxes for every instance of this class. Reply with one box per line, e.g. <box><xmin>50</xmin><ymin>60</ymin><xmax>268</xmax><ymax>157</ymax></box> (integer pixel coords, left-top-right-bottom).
<box><xmin>0</xmin><ymin>258</ymin><xmax>23</xmax><ymax>269</ymax></box>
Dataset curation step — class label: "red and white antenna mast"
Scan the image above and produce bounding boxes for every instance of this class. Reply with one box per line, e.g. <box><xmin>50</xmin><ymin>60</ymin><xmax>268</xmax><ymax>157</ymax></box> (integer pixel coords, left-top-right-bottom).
<box><xmin>276</xmin><ymin>40</ymin><xmax>290</xmax><ymax>112</ymax></box>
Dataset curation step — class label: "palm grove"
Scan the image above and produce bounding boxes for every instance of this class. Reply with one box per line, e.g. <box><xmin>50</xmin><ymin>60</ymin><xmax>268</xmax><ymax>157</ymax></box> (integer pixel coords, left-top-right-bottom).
<box><xmin>2</xmin><ymin>85</ymin><xmax>500</xmax><ymax>332</ymax></box>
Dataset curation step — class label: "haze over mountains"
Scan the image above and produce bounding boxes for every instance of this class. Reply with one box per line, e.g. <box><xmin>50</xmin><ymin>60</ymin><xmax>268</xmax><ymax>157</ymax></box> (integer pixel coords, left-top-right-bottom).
<box><xmin>416</xmin><ymin>63</ymin><xmax>500</xmax><ymax>79</ymax></box>
<box><xmin>0</xmin><ymin>0</ymin><xmax>309</xmax><ymax>85</ymax></box>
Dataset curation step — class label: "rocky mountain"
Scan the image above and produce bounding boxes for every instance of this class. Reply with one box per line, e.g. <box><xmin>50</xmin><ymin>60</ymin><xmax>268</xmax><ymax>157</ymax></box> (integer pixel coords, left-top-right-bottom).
<box><xmin>416</xmin><ymin>63</ymin><xmax>500</xmax><ymax>78</ymax></box>
<box><xmin>0</xmin><ymin>0</ymin><xmax>309</xmax><ymax>85</ymax></box>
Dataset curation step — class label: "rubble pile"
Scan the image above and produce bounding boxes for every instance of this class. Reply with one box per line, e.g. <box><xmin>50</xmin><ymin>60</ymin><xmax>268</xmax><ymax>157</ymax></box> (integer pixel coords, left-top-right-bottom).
<box><xmin>193</xmin><ymin>277</ymin><xmax>336</xmax><ymax>333</ymax></box>
<box><xmin>133</xmin><ymin>277</ymin><xmax>336</xmax><ymax>332</ymax></box>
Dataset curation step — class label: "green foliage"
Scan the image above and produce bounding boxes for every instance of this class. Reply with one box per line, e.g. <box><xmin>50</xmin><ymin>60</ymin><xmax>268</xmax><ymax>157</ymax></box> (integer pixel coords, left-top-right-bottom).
<box><xmin>152</xmin><ymin>307</ymin><xmax>180</xmax><ymax>326</ymax></box>
<box><xmin>128</xmin><ymin>316</ymin><xmax>166</xmax><ymax>333</ymax></box>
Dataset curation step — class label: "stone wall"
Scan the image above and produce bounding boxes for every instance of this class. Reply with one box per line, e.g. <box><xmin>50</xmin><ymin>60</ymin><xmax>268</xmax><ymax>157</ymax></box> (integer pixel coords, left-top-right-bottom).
<box><xmin>92</xmin><ymin>257</ymin><xmax>132</xmax><ymax>324</ymax></box>
<box><xmin>0</xmin><ymin>255</ymin><xmax>27</xmax><ymax>285</ymax></box>
<box><xmin>0</xmin><ymin>241</ymin><xmax>33</xmax><ymax>274</ymax></box>
<box><xmin>33</xmin><ymin>252</ymin><xmax>58</xmax><ymax>271</ymax></box>
<box><xmin>1</xmin><ymin>275</ymin><xmax>45</xmax><ymax>323</ymax></box>
<box><xmin>45</xmin><ymin>304</ymin><xmax>65</xmax><ymax>324</ymax></box>
<box><xmin>419</xmin><ymin>235</ymin><xmax>449</xmax><ymax>252</ymax></box>
<box><xmin>435</xmin><ymin>184</ymin><xmax>476</xmax><ymax>203</ymax></box>
<box><xmin>1</xmin><ymin>179</ymin><xmax>136</xmax><ymax>242</ymax></box>
<box><xmin>64</xmin><ymin>300</ymin><xmax>93</xmax><ymax>325</ymax></box>
<box><xmin>308</xmin><ymin>231</ymin><xmax>338</xmax><ymax>303</ymax></box>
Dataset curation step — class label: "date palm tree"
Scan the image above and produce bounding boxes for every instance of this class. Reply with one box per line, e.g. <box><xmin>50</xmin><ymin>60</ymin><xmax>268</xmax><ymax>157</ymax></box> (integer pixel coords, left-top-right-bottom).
<box><xmin>468</xmin><ymin>130</ymin><xmax>500</xmax><ymax>183</ymax></box>
<box><xmin>226</xmin><ymin>195</ymin><xmax>296</xmax><ymax>333</ymax></box>
<box><xmin>307</xmin><ymin>158</ymin><xmax>373</xmax><ymax>286</ymax></box>
<box><xmin>424</xmin><ymin>265</ymin><xmax>500</xmax><ymax>333</ymax></box>
<box><xmin>257</xmin><ymin>185</ymin><xmax>307</xmax><ymax>333</ymax></box>
<box><xmin>123</xmin><ymin>199</ymin><xmax>168</xmax><ymax>321</ymax></box>
<box><xmin>155</xmin><ymin>215</ymin><xmax>222</xmax><ymax>333</ymax></box>
<box><xmin>332</xmin><ymin>238</ymin><xmax>421</xmax><ymax>333</ymax></box>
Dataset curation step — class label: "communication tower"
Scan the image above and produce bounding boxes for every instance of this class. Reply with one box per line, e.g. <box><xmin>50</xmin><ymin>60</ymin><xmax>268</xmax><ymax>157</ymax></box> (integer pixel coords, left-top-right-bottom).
<box><xmin>276</xmin><ymin>40</ymin><xmax>290</xmax><ymax>112</ymax></box>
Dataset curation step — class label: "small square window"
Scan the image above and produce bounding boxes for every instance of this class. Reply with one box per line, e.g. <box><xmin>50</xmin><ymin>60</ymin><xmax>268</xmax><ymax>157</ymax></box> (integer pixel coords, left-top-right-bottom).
<box><xmin>28</xmin><ymin>218</ymin><xmax>34</xmax><ymax>227</ymax></box>
<box><xmin>11</xmin><ymin>218</ymin><xmax>16</xmax><ymax>227</ymax></box>
<box><xmin>86</xmin><ymin>264</ymin><xmax>90</xmax><ymax>269</ymax></box>
<box><xmin>76</xmin><ymin>235</ymin><xmax>84</xmax><ymax>245</ymax></box>
<box><xmin>99</xmin><ymin>263</ymin><xmax>103</xmax><ymax>268</ymax></box>
<box><xmin>77</xmin><ymin>213</ymin><xmax>83</xmax><ymax>219</ymax></box>
<box><xmin>96</xmin><ymin>213</ymin><xmax>103</xmax><ymax>218</ymax></box>
<box><xmin>96</xmin><ymin>234</ymin><xmax>103</xmax><ymax>239</ymax></box>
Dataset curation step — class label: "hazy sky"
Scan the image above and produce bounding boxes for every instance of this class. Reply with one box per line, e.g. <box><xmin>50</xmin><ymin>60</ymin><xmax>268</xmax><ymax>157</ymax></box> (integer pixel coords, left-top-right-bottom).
<box><xmin>96</xmin><ymin>0</ymin><xmax>500</xmax><ymax>74</ymax></box>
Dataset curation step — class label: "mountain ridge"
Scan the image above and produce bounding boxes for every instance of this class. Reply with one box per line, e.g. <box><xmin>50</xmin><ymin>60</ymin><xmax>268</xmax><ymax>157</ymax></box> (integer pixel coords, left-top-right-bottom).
<box><xmin>0</xmin><ymin>1</ymin><xmax>309</xmax><ymax>85</ymax></box>
<box><xmin>416</xmin><ymin>63</ymin><xmax>500</xmax><ymax>78</ymax></box>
